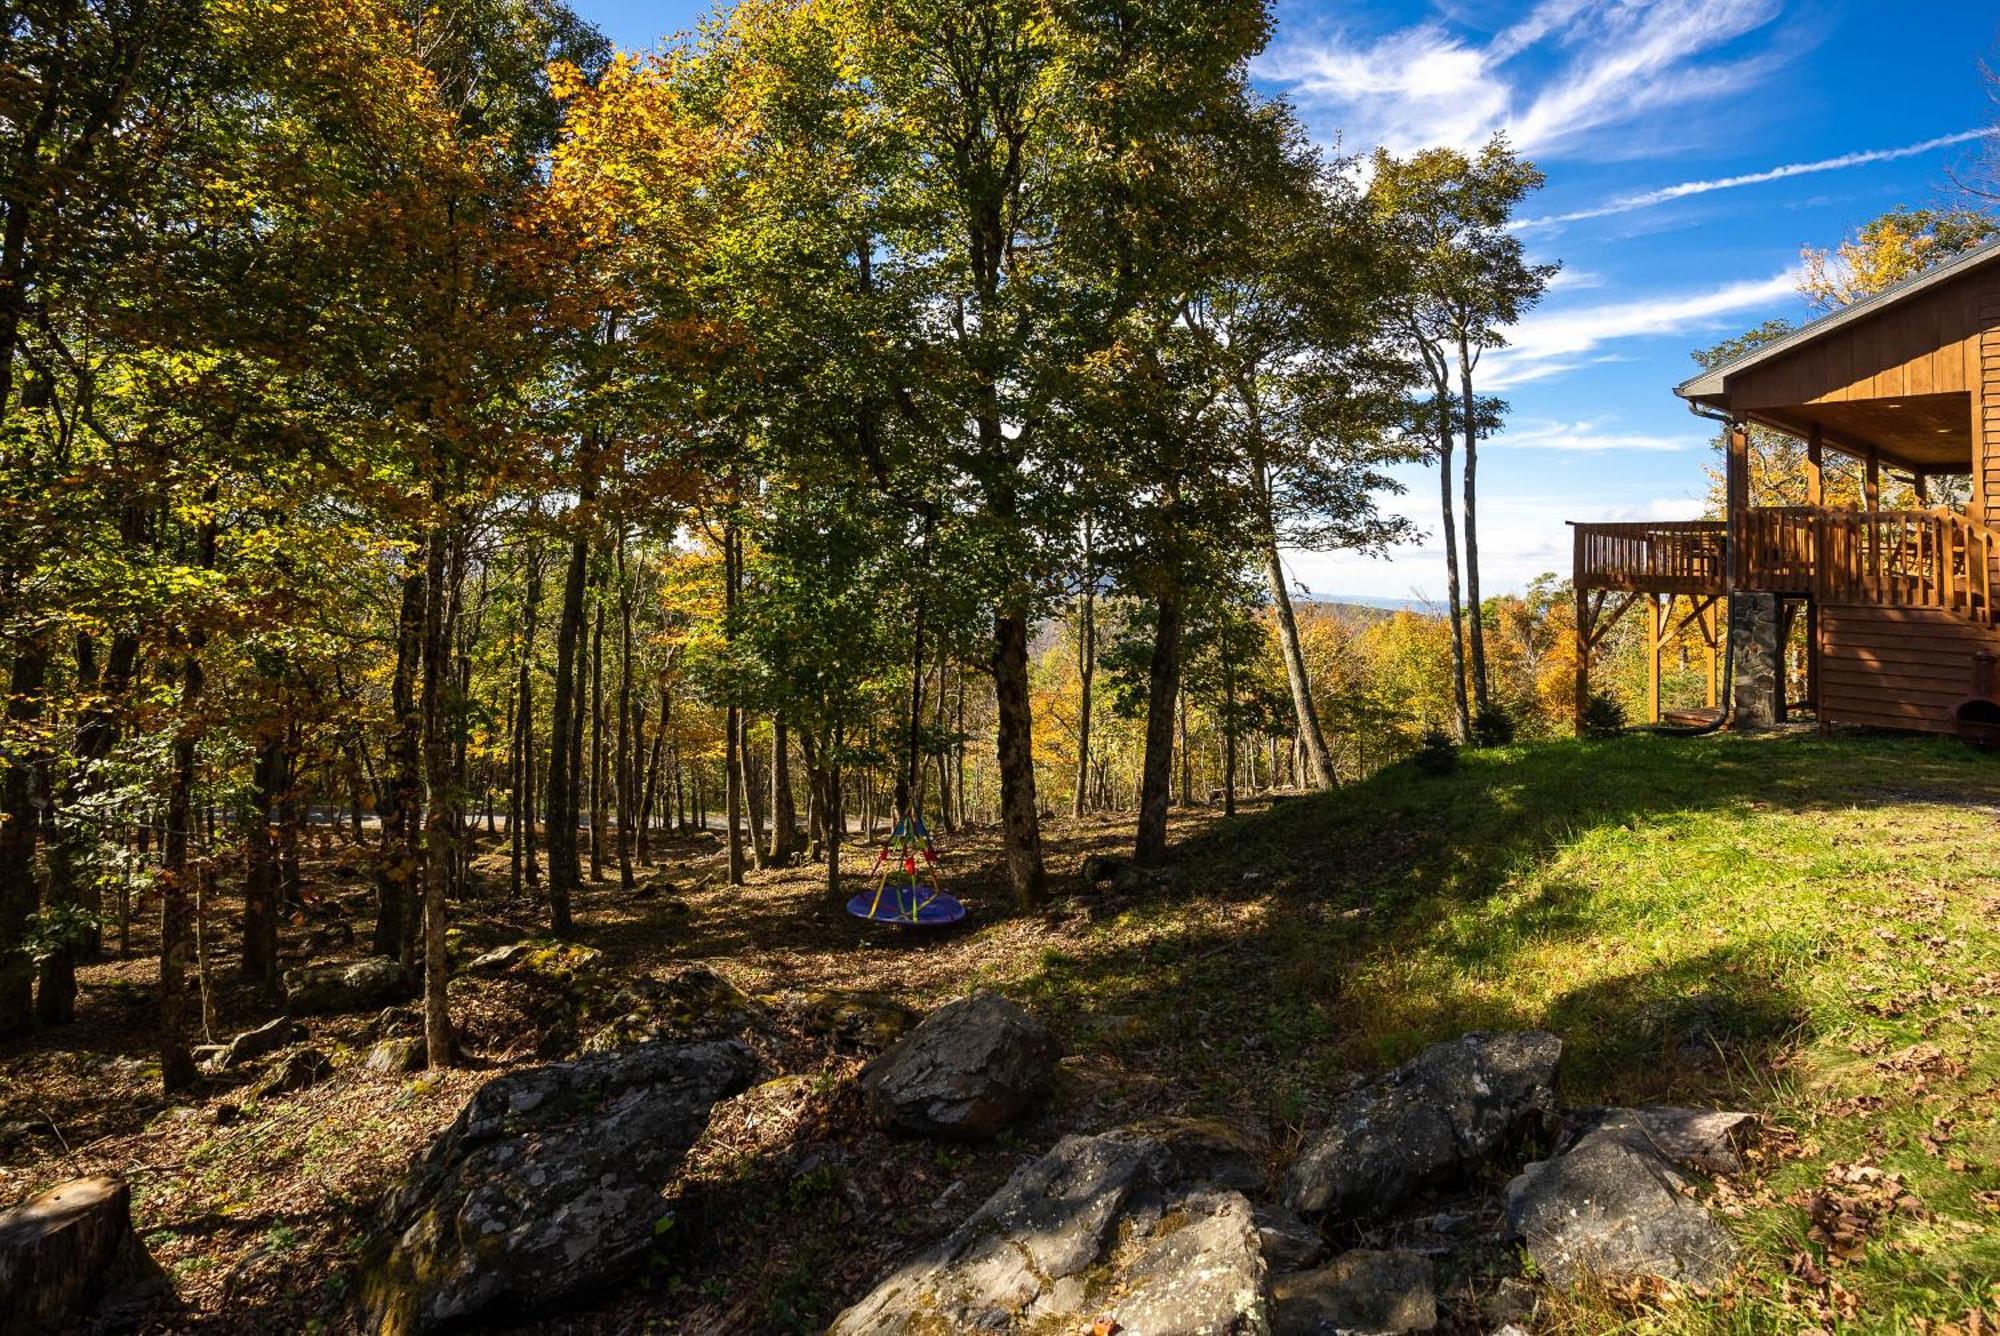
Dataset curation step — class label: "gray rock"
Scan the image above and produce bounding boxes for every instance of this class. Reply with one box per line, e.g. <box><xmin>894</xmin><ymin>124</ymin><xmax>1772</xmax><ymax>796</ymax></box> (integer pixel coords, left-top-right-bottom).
<box><xmin>1503</xmin><ymin>1120</ymin><xmax>1737</xmax><ymax>1288</ymax></box>
<box><xmin>1254</xmin><ymin>1204</ymin><xmax>1327</xmax><ymax>1273</ymax></box>
<box><xmin>214</xmin><ymin>1016</ymin><xmax>306</xmax><ymax>1070</ymax></box>
<box><xmin>255</xmin><ymin>1047</ymin><xmax>332</xmax><ymax>1098</ymax></box>
<box><xmin>860</xmin><ymin>992</ymin><xmax>1059</xmax><ymax>1139</ymax></box>
<box><xmin>828</xmin><ymin>1131</ymin><xmax>1268</xmax><ymax>1335</ymax></box>
<box><xmin>1576</xmin><ymin>1106</ymin><xmax>1755</xmax><ymax>1176</ymax></box>
<box><xmin>283</xmin><ymin>957</ymin><xmax>409</xmax><ymax>1015</ymax></box>
<box><xmin>364</xmin><ymin>1037</ymin><xmax>426</xmax><ymax>1075</ymax></box>
<box><xmin>1272</xmin><ymin>1250</ymin><xmax>1436</xmax><ymax>1335</ymax></box>
<box><xmin>1282</xmin><ymin>1031</ymin><xmax>1561</xmax><ymax>1220</ymax></box>
<box><xmin>1081</xmin><ymin>853</ymin><xmax>1129</xmax><ymax>885</ymax></box>
<box><xmin>0</xmin><ymin>1175</ymin><xmax>167</xmax><ymax>1335</ymax></box>
<box><xmin>355</xmin><ymin>1039</ymin><xmax>754</xmax><ymax>1335</ymax></box>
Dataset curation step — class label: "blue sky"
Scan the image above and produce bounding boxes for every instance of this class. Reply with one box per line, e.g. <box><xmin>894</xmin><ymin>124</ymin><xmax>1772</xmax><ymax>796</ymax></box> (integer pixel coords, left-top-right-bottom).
<box><xmin>571</xmin><ymin>0</ymin><xmax>1998</xmax><ymax>603</ymax></box>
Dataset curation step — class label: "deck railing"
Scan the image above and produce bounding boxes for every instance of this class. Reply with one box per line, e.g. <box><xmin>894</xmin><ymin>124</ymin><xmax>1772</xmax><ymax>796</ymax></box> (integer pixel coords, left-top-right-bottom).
<box><xmin>1575</xmin><ymin>506</ymin><xmax>1998</xmax><ymax>625</ymax></box>
<box><xmin>1572</xmin><ymin>520</ymin><xmax>1727</xmax><ymax>594</ymax></box>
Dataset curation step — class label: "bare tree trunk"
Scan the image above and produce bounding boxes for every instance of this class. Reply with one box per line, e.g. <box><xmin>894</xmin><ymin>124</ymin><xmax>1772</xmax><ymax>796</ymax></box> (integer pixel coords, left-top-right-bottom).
<box><xmin>638</xmin><ymin>687</ymin><xmax>667</xmax><ymax>865</ymax></box>
<box><xmin>1073</xmin><ymin>525</ymin><xmax>1095</xmax><ymax>818</ymax></box>
<box><xmin>159</xmin><ymin>485</ymin><xmax>217</xmax><ymax>1093</ymax></box>
<box><xmin>1429</xmin><ymin>370</ymin><xmax>1472</xmax><ymax>740</ymax></box>
<box><xmin>723</xmin><ymin>521</ymin><xmax>744</xmax><ymax>886</ymax></box>
<box><xmin>376</xmin><ymin>564</ymin><xmax>425</xmax><ymax>959</ymax></box>
<box><xmin>419</xmin><ymin>512</ymin><xmax>457</xmax><ymax>1070</ymax></box>
<box><xmin>1457</xmin><ymin>338</ymin><xmax>1490</xmax><ymax>716</ymax></box>
<box><xmin>588</xmin><ymin>600</ymin><xmax>606</xmax><ymax>882</ymax></box>
<box><xmin>509</xmin><ymin>536</ymin><xmax>543</xmax><ymax>901</ymax></box>
<box><xmin>546</xmin><ymin>440</ymin><xmax>597</xmax><ymax>926</ymax></box>
<box><xmin>992</xmin><ymin>612</ymin><xmax>1046</xmax><ymax>905</ymax></box>
<box><xmin>769</xmin><ymin>715</ymin><xmax>798</xmax><ymax>865</ymax></box>
<box><xmin>1177</xmin><ymin>686</ymin><xmax>1191</xmax><ymax>808</ymax></box>
<box><xmin>739</xmin><ymin>713</ymin><xmax>766</xmax><ymax>870</ymax></box>
<box><xmin>1135</xmin><ymin>592</ymin><xmax>1182</xmax><ymax>866</ymax></box>
<box><xmin>0</xmin><ymin>639</ymin><xmax>47</xmax><ymax>1037</ymax></box>
<box><xmin>1261</xmin><ymin>538</ymin><xmax>1338</xmax><ymax>789</ymax></box>
<box><xmin>240</xmin><ymin>736</ymin><xmax>283</xmax><ymax>992</ymax></box>
<box><xmin>614</xmin><ymin>535</ymin><xmax>636</xmax><ymax>892</ymax></box>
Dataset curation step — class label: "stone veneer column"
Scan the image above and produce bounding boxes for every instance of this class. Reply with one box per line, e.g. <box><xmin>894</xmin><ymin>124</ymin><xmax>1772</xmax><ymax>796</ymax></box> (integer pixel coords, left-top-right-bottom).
<box><xmin>1728</xmin><ymin>591</ymin><xmax>1780</xmax><ymax>728</ymax></box>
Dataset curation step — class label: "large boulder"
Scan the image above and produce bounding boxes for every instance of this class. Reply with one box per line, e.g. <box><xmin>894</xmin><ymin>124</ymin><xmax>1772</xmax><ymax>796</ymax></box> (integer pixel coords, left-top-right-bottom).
<box><xmin>354</xmin><ymin>1039</ymin><xmax>754</xmax><ymax>1335</ymax></box>
<box><xmin>0</xmin><ymin>1176</ymin><xmax>166</xmax><ymax>1334</ymax></box>
<box><xmin>254</xmin><ymin>1047</ymin><xmax>333</xmax><ymax>1098</ymax></box>
<box><xmin>829</xmin><ymin>1131</ymin><xmax>1267</xmax><ymax>1335</ymax></box>
<box><xmin>1271</xmin><ymin>1249</ymin><xmax>1436</xmax><ymax>1335</ymax></box>
<box><xmin>1282</xmin><ymin>1031</ymin><xmax>1561</xmax><ymax>1220</ymax></box>
<box><xmin>1503</xmin><ymin>1114</ymin><xmax>1738</xmax><ymax>1288</ymax></box>
<box><xmin>859</xmin><ymin>992</ymin><xmax>1059</xmax><ymax>1139</ymax></box>
<box><xmin>284</xmin><ymin>957</ymin><xmax>409</xmax><ymax>1015</ymax></box>
<box><xmin>210</xmin><ymin>1016</ymin><xmax>306</xmax><ymax>1071</ymax></box>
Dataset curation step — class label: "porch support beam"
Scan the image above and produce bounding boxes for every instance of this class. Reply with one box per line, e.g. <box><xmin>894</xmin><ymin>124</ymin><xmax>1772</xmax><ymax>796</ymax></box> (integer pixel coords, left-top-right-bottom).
<box><xmin>1806</xmin><ymin>424</ymin><xmax>1824</xmax><ymax>506</ymax></box>
<box><xmin>1726</xmin><ymin>421</ymin><xmax>1749</xmax><ymax>587</ymax></box>
<box><xmin>1864</xmin><ymin>447</ymin><xmax>1881</xmax><ymax>511</ymax></box>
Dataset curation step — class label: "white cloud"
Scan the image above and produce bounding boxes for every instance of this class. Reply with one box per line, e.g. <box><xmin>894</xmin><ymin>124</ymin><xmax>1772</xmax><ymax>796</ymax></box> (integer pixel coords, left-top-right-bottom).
<box><xmin>1516</xmin><ymin>129</ymin><xmax>1996</xmax><ymax>230</ymax></box>
<box><xmin>1482</xmin><ymin>268</ymin><xmax>1801</xmax><ymax>388</ymax></box>
<box><xmin>1492</xmin><ymin>419</ymin><xmax>1704</xmax><ymax>452</ymax></box>
<box><xmin>1260</xmin><ymin>0</ymin><xmax>1785</xmax><ymax>159</ymax></box>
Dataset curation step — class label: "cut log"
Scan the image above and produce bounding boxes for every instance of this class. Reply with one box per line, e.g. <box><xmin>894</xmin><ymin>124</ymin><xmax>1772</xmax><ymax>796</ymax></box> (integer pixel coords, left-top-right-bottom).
<box><xmin>0</xmin><ymin>1175</ymin><xmax>166</xmax><ymax>1334</ymax></box>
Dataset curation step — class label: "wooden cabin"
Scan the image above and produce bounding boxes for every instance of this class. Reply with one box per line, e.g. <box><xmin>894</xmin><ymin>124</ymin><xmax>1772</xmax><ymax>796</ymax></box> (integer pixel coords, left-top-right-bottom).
<box><xmin>1571</xmin><ymin>238</ymin><xmax>2000</xmax><ymax>734</ymax></box>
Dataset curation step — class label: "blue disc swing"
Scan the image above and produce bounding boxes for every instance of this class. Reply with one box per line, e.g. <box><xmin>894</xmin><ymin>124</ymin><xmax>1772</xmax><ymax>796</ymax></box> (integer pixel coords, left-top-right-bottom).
<box><xmin>844</xmin><ymin>571</ymin><xmax>964</xmax><ymax>928</ymax></box>
<box><xmin>846</xmin><ymin>809</ymin><xmax>964</xmax><ymax>926</ymax></box>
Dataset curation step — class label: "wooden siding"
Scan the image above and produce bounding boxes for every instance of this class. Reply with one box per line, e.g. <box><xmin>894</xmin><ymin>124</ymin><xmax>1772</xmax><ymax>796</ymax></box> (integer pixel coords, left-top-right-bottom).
<box><xmin>1982</xmin><ymin>282</ymin><xmax>2000</xmax><ymax>533</ymax></box>
<box><xmin>1818</xmin><ymin>603</ymin><xmax>2000</xmax><ymax>734</ymax></box>
<box><xmin>1729</xmin><ymin>273</ymin><xmax>1989</xmax><ymax>410</ymax></box>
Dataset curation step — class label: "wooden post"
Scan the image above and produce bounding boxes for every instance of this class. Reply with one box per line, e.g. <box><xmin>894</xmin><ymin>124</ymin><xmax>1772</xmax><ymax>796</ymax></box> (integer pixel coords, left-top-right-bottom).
<box><xmin>1913</xmin><ymin>471</ymin><xmax>1928</xmax><ymax>506</ymax></box>
<box><xmin>1701</xmin><ymin>598</ymin><xmax>1718</xmax><ymax>710</ymax></box>
<box><xmin>1646</xmin><ymin>594</ymin><xmax>1662</xmax><ymax>725</ymax></box>
<box><xmin>1573</xmin><ymin>528</ymin><xmax>1590</xmax><ymax>734</ymax></box>
<box><xmin>1806</xmin><ymin>424</ymin><xmax>1824</xmax><ymax>506</ymax></box>
<box><xmin>1726</xmin><ymin>422</ymin><xmax>1749</xmax><ymax>587</ymax></box>
<box><xmin>1864</xmin><ymin>448</ymin><xmax>1880</xmax><ymax>511</ymax></box>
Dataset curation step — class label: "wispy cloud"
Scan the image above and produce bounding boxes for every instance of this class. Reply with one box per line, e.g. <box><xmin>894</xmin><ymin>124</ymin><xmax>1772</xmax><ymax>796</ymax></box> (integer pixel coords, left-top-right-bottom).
<box><xmin>1483</xmin><ymin>268</ymin><xmax>1802</xmax><ymax>389</ymax></box>
<box><xmin>1260</xmin><ymin>0</ymin><xmax>1786</xmax><ymax>159</ymax></box>
<box><xmin>1516</xmin><ymin>129</ymin><xmax>1996</xmax><ymax>230</ymax></box>
<box><xmin>1492</xmin><ymin>419</ymin><xmax>1706</xmax><ymax>452</ymax></box>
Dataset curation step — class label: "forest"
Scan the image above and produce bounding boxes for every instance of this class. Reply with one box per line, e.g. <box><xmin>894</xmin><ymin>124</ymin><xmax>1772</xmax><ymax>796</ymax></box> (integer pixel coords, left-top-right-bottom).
<box><xmin>5</xmin><ymin>2</ymin><xmax>2000</xmax><ymax>1334</ymax></box>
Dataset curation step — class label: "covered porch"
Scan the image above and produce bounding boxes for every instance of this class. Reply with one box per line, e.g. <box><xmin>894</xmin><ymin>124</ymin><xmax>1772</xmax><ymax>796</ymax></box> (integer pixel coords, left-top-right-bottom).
<box><xmin>1569</xmin><ymin>240</ymin><xmax>2000</xmax><ymax>733</ymax></box>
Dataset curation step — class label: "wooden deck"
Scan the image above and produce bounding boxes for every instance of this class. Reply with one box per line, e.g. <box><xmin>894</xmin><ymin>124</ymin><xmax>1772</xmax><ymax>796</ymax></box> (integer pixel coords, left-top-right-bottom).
<box><xmin>1574</xmin><ymin>506</ymin><xmax>1997</xmax><ymax>624</ymax></box>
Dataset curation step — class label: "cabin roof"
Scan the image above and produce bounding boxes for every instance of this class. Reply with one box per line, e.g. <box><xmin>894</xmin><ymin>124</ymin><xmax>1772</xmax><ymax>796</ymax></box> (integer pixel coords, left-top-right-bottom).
<box><xmin>1675</xmin><ymin>234</ymin><xmax>2000</xmax><ymax>405</ymax></box>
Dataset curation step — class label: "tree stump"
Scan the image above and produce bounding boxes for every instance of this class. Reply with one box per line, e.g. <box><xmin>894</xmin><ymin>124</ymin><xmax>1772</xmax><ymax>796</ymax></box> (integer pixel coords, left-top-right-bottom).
<box><xmin>0</xmin><ymin>1175</ymin><xmax>165</xmax><ymax>1333</ymax></box>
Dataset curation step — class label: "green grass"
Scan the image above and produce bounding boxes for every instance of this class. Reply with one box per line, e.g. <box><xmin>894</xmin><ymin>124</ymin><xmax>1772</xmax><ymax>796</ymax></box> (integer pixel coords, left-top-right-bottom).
<box><xmin>1020</xmin><ymin>732</ymin><xmax>2000</xmax><ymax>1333</ymax></box>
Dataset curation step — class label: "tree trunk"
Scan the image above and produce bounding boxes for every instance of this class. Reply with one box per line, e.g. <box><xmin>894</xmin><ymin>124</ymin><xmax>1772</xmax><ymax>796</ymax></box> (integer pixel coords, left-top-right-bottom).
<box><xmin>638</xmin><ymin>687</ymin><xmax>667</xmax><ymax>865</ymax></box>
<box><xmin>1177</xmin><ymin>686</ymin><xmax>1191</xmax><ymax>808</ymax></box>
<box><xmin>1431</xmin><ymin>376</ymin><xmax>1472</xmax><ymax>740</ymax></box>
<box><xmin>1222</xmin><ymin>652</ymin><xmax>1238</xmax><ymax>818</ymax></box>
<box><xmin>1073</xmin><ymin>536</ymin><xmax>1095</xmax><ymax>818</ymax></box>
<box><xmin>0</xmin><ymin>639</ymin><xmax>47</xmax><ymax>1037</ymax></box>
<box><xmin>739</xmin><ymin>713</ymin><xmax>767</xmax><ymax>870</ymax></box>
<box><xmin>510</xmin><ymin>537</ymin><xmax>543</xmax><ymax>902</ymax></box>
<box><xmin>769</xmin><ymin>715</ymin><xmax>797</xmax><ymax>865</ymax></box>
<box><xmin>376</xmin><ymin>564</ymin><xmax>425</xmax><ymax>959</ymax></box>
<box><xmin>159</xmin><ymin>486</ymin><xmax>218</xmax><ymax>1093</ymax></box>
<box><xmin>1458</xmin><ymin>338</ymin><xmax>1490</xmax><ymax>716</ymax></box>
<box><xmin>240</xmin><ymin>736</ymin><xmax>283</xmax><ymax>993</ymax></box>
<box><xmin>1134</xmin><ymin>592</ymin><xmax>1182</xmax><ymax>866</ymax></box>
<box><xmin>588</xmin><ymin>601</ymin><xmax>606</xmax><ymax>882</ymax></box>
<box><xmin>419</xmin><ymin>514</ymin><xmax>456</xmax><ymax>1070</ymax></box>
<box><xmin>545</xmin><ymin>442</ymin><xmax>597</xmax><ymax>927</ymax></box>
<box><xmin>723</xmin><ymin>521</ymin><xmax>745</xmax><ymax>886</ymax></box>
<box><xmin>614</xmin><ymin>538</ymin><xmax>636</xmax><ymax>892</ymax></box>
<box><xmin>1261</xmin><ymin>540</ymin><xmax>1338</xmax><ymax>789</ymax></box>
<box><xmin>991</xmin><ymin>612</ymin><xmax>1046</xmax><ymax>905</ymax></box>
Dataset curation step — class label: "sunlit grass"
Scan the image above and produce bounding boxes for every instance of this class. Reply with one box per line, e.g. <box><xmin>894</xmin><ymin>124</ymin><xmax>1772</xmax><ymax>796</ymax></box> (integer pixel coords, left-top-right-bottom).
<box><xmin>1020</xmin><ymin>732</ymin><xmax>2000</xmax><ymax>1332</ymax></box>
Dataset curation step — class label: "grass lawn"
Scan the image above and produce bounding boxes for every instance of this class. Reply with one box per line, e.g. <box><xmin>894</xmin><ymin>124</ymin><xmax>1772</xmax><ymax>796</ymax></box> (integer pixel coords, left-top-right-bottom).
<box><xmin>1017</xmin><ymin>731</ymin><xmax>2000</xmax><ymax>1334</ymax></box>
<box><xmin>4</xmin><ymin>730</ymin><xmax>1995</xmax><ymax>1333</ymax></box>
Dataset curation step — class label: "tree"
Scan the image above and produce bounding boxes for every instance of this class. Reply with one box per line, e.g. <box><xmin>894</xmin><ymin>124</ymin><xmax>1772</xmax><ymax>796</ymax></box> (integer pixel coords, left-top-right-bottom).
<box><xmin>1370</xmin><ymin>138</ymin><xmax>1556</xmax><ymax>733</ymax></box>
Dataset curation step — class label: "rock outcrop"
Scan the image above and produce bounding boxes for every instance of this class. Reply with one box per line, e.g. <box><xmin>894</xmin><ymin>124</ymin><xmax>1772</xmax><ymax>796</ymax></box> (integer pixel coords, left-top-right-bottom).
<box><xmin>1271</xmin><ymin>1249</ymin><xmax>1436</xmax><ymax>1335</ymax></box>
<box><xmin>829</xmin><ymin>1130</ymin><xmax>1267</xmax><ymax>1335</ymax></box>
<box><xmin>284</xmin><ymin>957</ymin><xmax>409</xmax><ymax>1015</ymax></box>
<box><xmin>1503</xmin><ymin>1109</ymin><xmax>1740</xmax><ymax>1287</ymax></box>
<box><xmin>1282</xmin><ymin>1031</ymin><xmax>1562</xmax><ymax>1220</ymax></box>
<box><xmin>860</xmin><ymin>991</ymin><xmax>1059</xmax><ymax>1139</ymax></box>
<box><xmin>0</xmin><ymin>1176</ymin><xmax>166</xmax><ymax>1335</ymax></box>
<box><xmin>211</xmin><ymin>1016</ymin><xmax>306</xmax><ymax>1070</ymax></box>
<box><xmin>354</xmin><ymin>1039</ymin><xmax>754</xmax><ymax>1335</ymax></box>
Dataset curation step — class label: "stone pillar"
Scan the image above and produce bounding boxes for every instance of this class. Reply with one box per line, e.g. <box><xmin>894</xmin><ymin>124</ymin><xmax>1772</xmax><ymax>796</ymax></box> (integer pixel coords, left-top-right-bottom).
<box><xmin>1728</xmin><ymin>591</ymin><xmax>1780</xmax><ymax>729</ymax></box>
